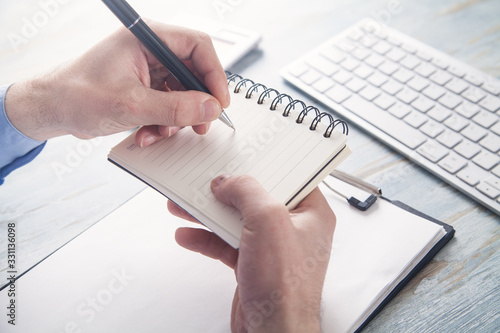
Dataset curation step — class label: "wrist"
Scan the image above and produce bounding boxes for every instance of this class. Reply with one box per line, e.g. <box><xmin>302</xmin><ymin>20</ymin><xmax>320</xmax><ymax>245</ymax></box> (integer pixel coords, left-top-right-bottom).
<box><xmin>5</xmin><ymin>75</ymin><xmax>65</xmax><ymax>141</ymax></box>
<box><xmin>243</xmin><ymin>294</ymin><xmax>322</xmax><ymax>333</ymax></box>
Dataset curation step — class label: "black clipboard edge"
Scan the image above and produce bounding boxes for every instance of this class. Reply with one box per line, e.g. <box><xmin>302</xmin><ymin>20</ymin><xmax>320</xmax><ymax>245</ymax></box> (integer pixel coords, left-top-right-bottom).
<box><xmin>354</xmin><ymin>197</ymin><xmax>455</xmax><ymax>333</ymax></box>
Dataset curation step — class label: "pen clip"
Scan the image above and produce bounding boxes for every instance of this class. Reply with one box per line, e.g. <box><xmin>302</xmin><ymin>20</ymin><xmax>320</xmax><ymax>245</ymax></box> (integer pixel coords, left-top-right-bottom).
<box><xmin>323</xmin><ymin>170</ymin><xmax>382</xmax><ymax>211</ymax></box>
<box><xmin>330</xmin><ymin>170</ymin><xmax>382</xmax><ymax>196</ymax></box>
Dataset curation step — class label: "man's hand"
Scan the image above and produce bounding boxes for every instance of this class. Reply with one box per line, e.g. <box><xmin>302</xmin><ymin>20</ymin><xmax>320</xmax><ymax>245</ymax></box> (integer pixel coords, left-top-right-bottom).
<box><xmin>5</xmin><ymin>20</ymin><xmax>230</xmax><ymax>146</ymax></box>
<box><xmin>168</xmin><ymin>175</ymin><xmax>336</xmax><ymax>333</ymax></box>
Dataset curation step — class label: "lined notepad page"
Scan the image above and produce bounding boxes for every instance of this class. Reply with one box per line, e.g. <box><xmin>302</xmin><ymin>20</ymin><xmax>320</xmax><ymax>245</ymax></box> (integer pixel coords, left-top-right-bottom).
<box><xmin>109</xmin><ymin>83</ymin><xmax>348</xmax><ymax>246</ymax></box>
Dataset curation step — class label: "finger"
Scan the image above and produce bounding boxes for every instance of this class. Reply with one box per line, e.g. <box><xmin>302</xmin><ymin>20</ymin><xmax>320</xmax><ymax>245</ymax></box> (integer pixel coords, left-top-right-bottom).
<box><xmin>192</xmin><ymin>122</ymin><xmax>210</xmax><ymax>135</ymax></box>
<box><xmin>292</xmin><ymin>187</ymin><xmax>336</xmax><ymax>236</ymax></box>
<box><xmin>175</xmin><ymin>227</ymin><xmax>238</xmax><ymax>269</ymax></box>
<box><xmin>167</xmin><ymin>200</ymin><xmax>199</xmax><ymax>223</ymax></box>
<box><xmin>210</xmin><ymin>175</ymin><xmax>289</xmax><ymax>230</ymax></box>
<box><xmin>144</xmin><ymin>21</ymin><xmax>230</xmax><ymax>108</ymax></box>
<box><xmin>135</xmin><ymin>125</ymin><xmax>182</xmax><ymax>147</ymax></box>
<box><xmin>132</xmin><ymin>88</ymin><xmax>222</xmax><ymax>128</ymax></box>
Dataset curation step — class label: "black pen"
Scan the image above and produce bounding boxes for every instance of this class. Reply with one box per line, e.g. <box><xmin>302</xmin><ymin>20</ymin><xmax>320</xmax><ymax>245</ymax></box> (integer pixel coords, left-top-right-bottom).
<box><xmin>101</xmin><ymin>0</ymin><xmax>235</xmax><ymax>130</ymax></box>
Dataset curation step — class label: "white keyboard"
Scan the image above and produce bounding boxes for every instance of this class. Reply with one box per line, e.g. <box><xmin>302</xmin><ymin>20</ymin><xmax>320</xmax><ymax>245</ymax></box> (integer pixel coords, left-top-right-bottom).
<box><xmin>281</xmin><ymin>18</ymin><xmax>500</xmax><ymax>215</ymax></box>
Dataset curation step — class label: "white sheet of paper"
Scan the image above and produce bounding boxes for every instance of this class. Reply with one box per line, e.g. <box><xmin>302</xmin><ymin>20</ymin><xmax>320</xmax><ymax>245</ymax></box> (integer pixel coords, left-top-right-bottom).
<box><xmin>0</xmin><ymin>184</ymin><xmax>444</xmax><ymax>333</ymax></box>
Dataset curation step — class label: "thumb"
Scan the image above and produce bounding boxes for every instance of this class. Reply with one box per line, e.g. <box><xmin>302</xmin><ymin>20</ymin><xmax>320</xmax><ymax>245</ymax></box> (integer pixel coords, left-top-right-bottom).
<box><xmin>133</xmin><ymin>87</ymin><xmax>222</xmax><ymax>127</ymax></box>
<box><xmin>210</xmin><ymin>175</ymin><xmax>289</xmax><ymax>231</ymax></box>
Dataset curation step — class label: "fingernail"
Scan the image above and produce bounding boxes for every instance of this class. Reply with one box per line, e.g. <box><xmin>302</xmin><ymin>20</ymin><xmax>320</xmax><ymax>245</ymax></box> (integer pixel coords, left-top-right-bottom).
<box><xmin>168</xmin><ymin>126</ymin><xmax>182</xmax><ymax>137</ymax></box>
<box><xmin>140</xmin><ymin>135</ymin><xmax>155</xmax><ymax>148</ymax></box>
<box><xmin>202</xmin><ymin>100</ymin><xmax>221</xmax><ymax>122</ymax></box>
<box><xmin>212</xmin><ymin>174</ymin><xmax>230</xmax><ymax>187</ymax></box>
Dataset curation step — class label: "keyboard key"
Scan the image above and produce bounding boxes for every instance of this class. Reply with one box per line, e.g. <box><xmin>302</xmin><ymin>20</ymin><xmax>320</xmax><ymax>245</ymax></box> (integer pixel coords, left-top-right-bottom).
<box><xmin>439</xmin><ymin>153</ymin><xmax>467</xmax><ymax>174</ymax></box>
<box><xmin>337</xmin><ymin>38</ymin><xmax>356</xmax><ymax>52</ymax></box>
<box><xmin>417</xmin><ymin>141</ymin><xmax>448</xmax><ymax>163</ymax></box>
<box><xmin>359</xmin><ymin>34</ymin><xmax>378</xmax><ymax>48</ymax></box>
<box><xmin>353</xmin><ymin>64</ymin><xmax>375</xmax><ymax>79</ymax></box>
<box><xmin>396</xmin><ymin>87</ymin><xmax>419</xmax><ymax>104</ymax></box>
<box><xmin>492</xmin><ymin>164</ymin><xmax>500</xmax><ymax>177</ymax></box>
<box><xmin>386</xmin><ymin>36</ymin><xmax>402</xmax><ymax>46</ymax></box>
<box><xmin>332</xmin><ymin>69</ymin><xmax>353</xmax><ymax>84</ymax></box>
<box><xmin>479</xmin><ymin>95</ymin><xmax>500</xmax><ymax>112</ymax></box>
<box><xmin>300</xmin><ymin>69</ymin><xmax>321</xmax><ymax>85</ymax></box>
<box><xmin>429</xmin><ymin>70</ymin><xmax>453</xmax><ymax>86</ymax></box>
<box><xmin>400</xmin><ymin>55</ymin><xmax>421</xmax><ymax>70</ymax></box>
<box><xmin>438</xmin><ymin>92</ymin><xmax>463</xmax><ymax>109</ymax></box>
<box><xmin>368</xmin><ymin>72</ymin><xmax>389</xmax><ymax>87</ymax></box>
<box><xmin>454</xmin><ymin>140</ymin><xmax>481</xmax><ymax>159</ymax></box>
<box><xmin>386</xmin><ymin>48</ymin><xmax>406</xmax><ymax>62</ymax></box>
<box><xmin>473</xmin><ymin>151</ymin><xmax>500</xmax><ymax>170</ymax></box>
<box><xmin>427</xmin><ymin>105</ymin><xmax>452</xmax><ymax>122</ymax></box>
<box><xmin>437</xmin><ymin>130</ymin><xmax>462</xmax><ymax>148</ymax></box>
<box><xmin>479</xmin><ymin>133</ymin><xmax>500</xmax><ymax>153</ymax></box>
<box><xmin>359</xmin><ymin>85</ymin><xmax>381</xmax><ymax>101</ymax></box>
<box><xmin>482</xmin><ymin>81</ymin><xmax>500</xmax><ymax>96</ymax></box>
<box><xmin>351</xmin><ymin>47</ymin><xmax>372</xmax><ymax>60</ymax></box>
<box><xmin>379</xmin><ymin>61</ymin><xmax>400</xmax><ymax>76</ymax></box>
<box><xmin>372</xmin><ymin>40</ymin><xmax>392</xmax><ymax>54</ymax></box>
<box><xmin>411</xmin><ymin>96</ymin><xmax>435</xmax><ymax>113</ymax></box>
<box><xmin>347</xmin><ymin>28</ymin><xmax>364</xmax><ymax>41</ymax></box>
<box><xmin>407</xmin><ymin>76</ymin><xmax>430</xmax><ymax>92</ymax></box>
<box><xmin>414</xmin><ymin>63</ymin><xmax>436</xmax><ymax>78</ymax></box>
<box><xmin>457</xmin><ymin>165</ymin><xmax>480</xmax><ymax>186</ymax></box>
<box><xmin>404</xmin><ymin>111</ymin><xmax>428</xmax><ymax>128</ymax></box>
<box><xmin>389</xmin><ymin>103</ymin><xmax>412</xmax><ymax>119</ymax></box>
<box><xmin>416</xmin><ymin>50</ymin><xmax>433</xmax><ymax>62</ymax></box>
<box><xmin>444</xmin><ymin>114</ymin><xmax>469</xmax><ymax>132</ymax></box>
<box><xmin>431</xmin><ymin>57</ymin><xmax>449</xmax><ymax>70</ymax></box>
<box><xmin>342</xmin><ymin>94</ymin><xmax>427</xmax><ymax>149</ymax></box>
<box><xmin>392</xmin><ymin>67</ymin><xmax>414</xmax><ymax>83</ymax></box>
<box><xmin>447</xmin><ymin>65</ymin><xmax>465</xmax><ymax>78</ymax></box>
<box><xmin>325</xmin><ymin>85</ymin><xmax>352</xmax><ymax>104</ymax></box>
<box><xmin>372</xmin><ymin>28</ymin><xmax>388</xmax><ymax>40</ymax></box>
<box><xmin>461</xmin><ymin>123</ymin><xmax>488</xmax><ymax>142</ymax></box>
<box><xmin>422</xmin><ymin>84</ymin><xmax>446</xmax><ymax>100</ymax></box>
<box><xmin>312</xmin><ymin>77</ymin><xmax>336</xmax><ymax>93</ymax></box>
<box><xmin>445</xmin><ymin>78</ymin><xmax>469</xmax><ymax>95</ymax></box>
<box><xmin>288</xmin><ymin>63</ymin><xmax>309</xmax><ymax>77</ymax></box>
<box><xmin>454</xmin><ymin>102</ymin><xmax>480</xmax><ymax>119</ymax></box>
<box><xmin>472</xmin><ymin>110</ymin><xmax>498</xmax><ymax>128</ymax></box>
<box><xmin>373</xmin><ymin>93</ymin><xmax>397</xmax><ymax>110</ymax></box>
<box><xmin>420</xmin><ymin>120</ymin><xmax>445</xmax><ymax>138</ymax></box>
<box><xmin>321</xmin><ymin>46</ymin><xmax>346</xmax><ymax>63</ymax></box>
<box><xmin>486</xmin><ymin>177</ymin><xmax>500</xmax><ymax>191</ymax></box>
<box><xmin>345</xmin><ymin>77</ymin><xmax>367</xmax><ymax>93</ymax></box>
<box><xmin>306</xmin><ymin>55</ymin><xmax>340</xmax><ymax>76</ymax></box>
<box><xmin>476</xmin><ymin>181</ymin><xmax>500</xmax><ymax>199</ymax></box>
<box><xmin>401</xmin><ymin>43</ymin><xmax>417</xmax><ymax>54</ymax></box>
<box><xmin>365</xmin><ymin>53</ymin><xmax>385</xmax><ymax>67</ymax></box>
<box><xmin>340</xmin><ymin>57</ymin><xmax>361</xmax><ymax>71</ymax></box>
<box><xmin>464</xmin><ymin>73</ymin><xmax>483</xmax><ymax>86</ymax></box>
<box><xmin>381</xmin><ymin>79</ymin><xmax>403</xmax><ymax>95</ymax></box>
<box><xmin>490</xmin><ymin>122</ymin><xmax>500</xmax><ymax>136</ymax></box>
<box><xmin>462</xmin><ymin>87</ymin><xmax>486</xmax><ymax>103</ymax></box>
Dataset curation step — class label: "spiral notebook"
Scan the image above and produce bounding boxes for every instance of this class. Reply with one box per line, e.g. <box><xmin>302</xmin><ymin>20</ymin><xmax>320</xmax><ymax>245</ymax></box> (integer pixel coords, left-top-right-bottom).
<box><xmin>108</xmin><ymin>74</ymin><xmax>351</xmax><ymax>248</ymax></box>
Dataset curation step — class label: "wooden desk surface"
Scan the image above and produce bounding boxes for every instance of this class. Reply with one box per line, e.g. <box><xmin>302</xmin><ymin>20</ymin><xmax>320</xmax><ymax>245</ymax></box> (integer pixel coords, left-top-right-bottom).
<box><xmin>1</xmin><ymin>0</ymin><xmax>499</xmax><ymax>331</ymax></box>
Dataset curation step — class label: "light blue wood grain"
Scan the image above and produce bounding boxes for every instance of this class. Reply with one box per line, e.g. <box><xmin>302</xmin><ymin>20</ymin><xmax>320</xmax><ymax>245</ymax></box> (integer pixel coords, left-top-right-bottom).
<box><xmin>0</xmin><ymin>0</ymin><xmax>498</xmax><ymax>332</ymax></box>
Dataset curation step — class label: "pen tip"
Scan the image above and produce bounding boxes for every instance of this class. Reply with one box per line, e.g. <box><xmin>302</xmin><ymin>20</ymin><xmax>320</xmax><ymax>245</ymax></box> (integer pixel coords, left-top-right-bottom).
<box><xmin>219</xmin><ymin>110</ymin><xmax>235</xmax><ymax>130</ymax></box>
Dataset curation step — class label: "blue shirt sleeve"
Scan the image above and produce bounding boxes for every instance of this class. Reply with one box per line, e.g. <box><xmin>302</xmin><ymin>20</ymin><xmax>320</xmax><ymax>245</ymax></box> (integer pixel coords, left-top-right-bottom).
<box><xmin>0</xmin><ymin>84</ymin><xmax>46</xmax><ymax>185</ymax></box>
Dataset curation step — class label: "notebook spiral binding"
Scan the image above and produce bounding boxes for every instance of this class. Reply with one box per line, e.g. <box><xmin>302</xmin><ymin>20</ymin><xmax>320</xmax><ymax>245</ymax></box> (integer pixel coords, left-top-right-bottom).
<box><xmin>226</xmin><ymin>72</ymin><xmax>349</xmax><ymax>138</ymax></box>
